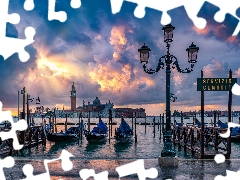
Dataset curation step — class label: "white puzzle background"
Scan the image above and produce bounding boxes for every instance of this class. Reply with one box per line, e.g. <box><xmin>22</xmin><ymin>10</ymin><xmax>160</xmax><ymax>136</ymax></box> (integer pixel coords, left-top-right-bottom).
<box><xmin>0</xmin><ymin>0</ymin><xmax>239</xmax><ymax>179</ymax></box>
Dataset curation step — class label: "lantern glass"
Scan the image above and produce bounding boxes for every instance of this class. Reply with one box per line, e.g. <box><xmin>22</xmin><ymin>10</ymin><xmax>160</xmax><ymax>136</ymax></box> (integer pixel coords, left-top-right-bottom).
<box><xmin>162</xmin><ymin>24</ymin><xmax>175</xmax><ymax>42</ymax></box>
<box><xmin>188</xmin><ymin>51</ymin><xmax>198</xmax><ymax>63</ymax></box>
<box><xmin>138</xmin><ymin>43</ymin><xmax>151</xmax><ymax>64</ymax></box>
<box><xmin>186</xmin><ymin>42</ymin><xmax>199</xmax><ymax>63</ymax></box>
<box><xmin>140</xmin><ymin>50</ymin><xmax>149</xmax><ymax>63</ymax></box>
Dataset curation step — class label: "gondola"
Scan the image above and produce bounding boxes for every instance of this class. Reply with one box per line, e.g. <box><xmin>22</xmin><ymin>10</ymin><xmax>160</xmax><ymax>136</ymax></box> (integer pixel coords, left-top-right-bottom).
<box><xmin>218</xmin><ymin>120</ymin><xmax>240</xmax><ymax>142</ymax></box>
<box><xmin>114</xmin><ymin>117</ymin><xmax>133</xmax><ymax>143</ymax></box>
<box><xmin>45</xmin><ymin>122</ymin><xmax>85</xmax><ymax>143</ymax></box>
<box><xmin>84</xmin><ymin>117</ymin><xmax>108</xmax><ymax>143</ymax></box>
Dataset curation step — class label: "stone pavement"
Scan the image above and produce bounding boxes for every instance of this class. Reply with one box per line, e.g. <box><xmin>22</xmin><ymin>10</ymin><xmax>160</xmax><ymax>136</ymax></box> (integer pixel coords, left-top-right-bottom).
<box><xmin>3</xmin><ymin>158</ymin><xmax>240</xmax><ymax>179</ymax></box>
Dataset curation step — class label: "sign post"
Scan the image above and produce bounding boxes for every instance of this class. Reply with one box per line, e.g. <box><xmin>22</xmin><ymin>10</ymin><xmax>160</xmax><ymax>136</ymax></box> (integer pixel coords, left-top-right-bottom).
<box><xmin>197</xmin><ymin>70</ymin><xmax>236</xmax><ymax>159</ymax></box>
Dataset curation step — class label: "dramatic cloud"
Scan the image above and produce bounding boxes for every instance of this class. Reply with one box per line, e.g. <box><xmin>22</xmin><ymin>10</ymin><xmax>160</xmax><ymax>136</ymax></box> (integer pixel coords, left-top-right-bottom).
<box><xmin>1</xmin><ymin>0</ymin><xmax>240</xmax><ymax>115</ymax></box>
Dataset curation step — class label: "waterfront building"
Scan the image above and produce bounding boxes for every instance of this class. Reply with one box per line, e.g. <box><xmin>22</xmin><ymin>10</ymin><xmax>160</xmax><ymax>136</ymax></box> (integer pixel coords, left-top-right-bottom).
<box><xmin>115</xmin><ymin>108</ymin><xmax>146</xmax><ymax>118</ymax></box>
<box><xmin>79</xmin><ymin>97</ymin><xmax>115</xmax><ymax>118</ymax></box>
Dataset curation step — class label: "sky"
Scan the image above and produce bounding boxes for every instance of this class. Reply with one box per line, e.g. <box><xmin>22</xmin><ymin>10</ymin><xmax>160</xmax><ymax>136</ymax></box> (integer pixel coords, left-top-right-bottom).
<box><xmin>1</xmin><ymin>0</ymin><xmax>240</xmax><ymax>116</ymax></box>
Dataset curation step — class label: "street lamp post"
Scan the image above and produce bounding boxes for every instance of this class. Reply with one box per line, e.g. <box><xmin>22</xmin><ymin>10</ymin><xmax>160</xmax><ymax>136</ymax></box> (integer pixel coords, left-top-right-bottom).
<box><xmin>21</xmin><ymin>87</ymin><xmax>26</xmax><ymax>120</ymax></box>
<box><xmin>138</xmin><ymin>24</ymin><xmax>199</xmax><ymax>163</ymax></box>
<box><xmin>27</xmin><ymin>95</ymin><xmax>40</xmax><ymax>126</ymax></box>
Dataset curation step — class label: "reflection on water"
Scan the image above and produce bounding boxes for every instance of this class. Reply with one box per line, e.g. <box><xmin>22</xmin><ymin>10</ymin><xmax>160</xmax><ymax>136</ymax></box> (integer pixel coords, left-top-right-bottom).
<box><xmin>114</xmin><ymin>141</ymin><xmax>132</xmax><ymax>153</ymax></box>
<box><xmin>85</xmin><ymin>141</ymin><xmax>106</xmax><ymax>153</ymax></box>
<box><xmin>48</xmin><ymin>142</ymin><xmax>77</xmax><ymax>155</ymax></box>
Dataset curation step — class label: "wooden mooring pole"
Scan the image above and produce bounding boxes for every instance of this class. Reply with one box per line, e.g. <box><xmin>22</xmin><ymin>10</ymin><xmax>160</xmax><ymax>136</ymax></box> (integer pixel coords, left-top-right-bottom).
<box><xmin>214</xmin><ymin>111</ymin><xmax>217</xmax><ymax>127</ymax></box>
<box><xmin>162</xmin><ymin>114</ymin><xmax>165</xmax><ymax>141</ymax></box>
<box><xmin>132</xmin><ymin>114</ymin><xmax>134</xmax><ymax>130</ymax></box>
<box><xmin>88</xmin><ymin>111</ymin><xmax>90</xmax><ymax>131</ymax></box>
<box><xmin>227</xmin><ymin>69</ymin><xmax>232</xmax><ymax>159</ymax></box>
<box><xmin>65</xmin><ymin>114</ymin><xmax>67</xmax><ymax>132</ymax></box>
<box><xmin>134</xmin><ymin>112</ymin><xmax>137</xmax><ymax>143</ymax></box>
<box><xmin>153</xmin><ymin>116</ymin><xmax>155</xmax><ymax>138</ymax></box>
<box><xmin>144</xmin><ymin>116</ymin><xmax>146</xmax><ymax>133</ymax></box>
<box><xmin>181</xmin><ymin>111</ymin><xmax>183</xmax><ymax>125</ymax></box>
<box><xmin>79</xmin><ymin>113</ymin><xmax>82</xmax><ymax>143</ymax></box>
<box><xmin>200</xmin><ymin>70</ymin><xmax>205</xmax><ymax>159</ymax></box>
<box><xmin>159</xmin><ymin>114</ymin><xmax>162</xmax><ymax>140</ymax></box>
<box><xmin>54</xmin><ymin>115</ymin><xmax>57</xmax><ymax>133</ymax></box>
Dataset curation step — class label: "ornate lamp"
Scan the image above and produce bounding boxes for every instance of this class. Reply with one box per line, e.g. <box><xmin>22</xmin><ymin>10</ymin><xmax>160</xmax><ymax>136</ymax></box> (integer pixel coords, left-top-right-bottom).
<box><xmin>186</xmin><ymin>42</ymin><xmax>199</xmax><ymax>63</ymax></box>
<box><xmin>162</xmin><ymin>24</ymin><xmax>175</xmax><ymax>43</ymax></box>
<box><xmin>138</xmin><ymin>43</ymin><xmax>151</xmax><ymax>64</ymax></box>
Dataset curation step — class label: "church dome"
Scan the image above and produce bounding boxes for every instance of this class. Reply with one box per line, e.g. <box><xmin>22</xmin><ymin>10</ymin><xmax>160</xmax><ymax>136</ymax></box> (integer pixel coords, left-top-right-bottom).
<box><xmin>93</xmin><ymin>97</ymin><xmax>101</xmax><ymax>105</ymax></box>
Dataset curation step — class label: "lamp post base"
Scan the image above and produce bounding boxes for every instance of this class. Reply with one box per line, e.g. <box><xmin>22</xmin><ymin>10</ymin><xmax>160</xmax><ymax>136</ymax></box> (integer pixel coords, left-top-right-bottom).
<box><xmin>158</xmin><ymin>156</ymin><xmax>179</xmax><ymax>167</ymax></box>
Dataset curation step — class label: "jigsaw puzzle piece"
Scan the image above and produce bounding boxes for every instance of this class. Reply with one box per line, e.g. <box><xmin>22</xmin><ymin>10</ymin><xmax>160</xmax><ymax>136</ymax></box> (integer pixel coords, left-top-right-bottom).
<box><xmin>197</xmin><ymin>1</ymin><xmax>239</xmax><ymax>38</ymax></box>
<box><xmin>207</xmin><ymin>0</ymin><xmax>240</xmax><ymax>36</ymax></box>
<box><xmin>0</xmin><ymin>102</ymin><xmax>28</xmax><ymax>150</ymax></box>
<box><xmin>21</xmin><ymin>150</ymin><xmax>74</xmax><ymax>180</ymax></box>
<box><xmin>53</xmin><ymin>149</ymin><xmax>74</xmax><ymax>171</ymax></box>
<box><xmin>48</xmin><ymin>0</ymin><xmax>81</xmax><ymax>22</ymax></box>
<box><xmin>0</xmin><ymin>156</ymin><xmax>15</xmax><ymax>180</ymax></box>
<box><xmin>215</xmin><ymin>170</ymin><xmax>240</xmax><ymax>180</ymax></box>
<box><xmin>116</xmin><ymin>159</ymin><xmax>158</xmax><ymax>180</ymax></box>
<box><xmin>0</xmin><ymin>0</ymin><xmax>36</xmax><ymax>62</ymax></box>
<box><xmin>21</xmin><ymin>164</ymin><xmax>50</xmax><ymax>180</ymax></box>
<box><xmin>110</xmin><ymin>0</ymin><xmax>186</xmax><ymax>25</ymax></box>
<box><xmin>0</xmin><ymin>0</ymin><xmax>20</xmax><ymax>37</ymax></box>
<box><xmin>79</xmin><ymin>169</ymin><xmax>109</xmax><ymax>180</ymax></box>
<box><xmin>206</xmin><ymin>0</ymin><xmax>240</xmax><ymax>23</ymax></box>
<box><xmin>24</xmin><ymin>0</ymin><xmax>35</xmax><ymax>11</ymax></box>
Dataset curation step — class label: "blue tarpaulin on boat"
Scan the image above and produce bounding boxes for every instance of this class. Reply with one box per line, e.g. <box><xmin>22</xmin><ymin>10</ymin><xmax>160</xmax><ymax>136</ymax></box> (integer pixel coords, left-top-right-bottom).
<box><xmin>116</xmin><ymin>118</ymin><xmax>133</xmax><ymax>135</ymax></box>
<box><xmin>218</xmin><ymin>120</ymin><xmax>240</xmax><ymax>136</ymax></box>
<box><xmin>91</xmin><ymin>119</ymin><xmax>108</xmax><ymax>134</ymax></box>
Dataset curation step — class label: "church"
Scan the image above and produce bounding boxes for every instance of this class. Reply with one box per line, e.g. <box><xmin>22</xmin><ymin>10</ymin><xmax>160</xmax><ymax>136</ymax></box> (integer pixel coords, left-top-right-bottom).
<box><xmin>62</xmin><ymin>82</ymin><xmax>115</xmax><ymax>118</ymax></box>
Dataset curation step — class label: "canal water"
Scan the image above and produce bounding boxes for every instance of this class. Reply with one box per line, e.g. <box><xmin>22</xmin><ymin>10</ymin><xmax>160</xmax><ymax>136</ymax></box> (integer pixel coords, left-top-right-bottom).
<box><xmin>3</xmin><ymin>117</ymin><xmax>240</xmax><ymax>179</ymax></box>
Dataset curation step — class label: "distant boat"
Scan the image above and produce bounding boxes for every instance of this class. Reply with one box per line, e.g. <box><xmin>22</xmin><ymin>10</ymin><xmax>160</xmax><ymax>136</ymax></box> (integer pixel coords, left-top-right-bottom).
<box><xmin>45</xmin><ymin>122</ymin><xmax>85</xmax><ymax>143</ymax></box>
<box><xmin>114</xmin><ymin>117</ymin><xmax>133</xmax><ymax>143</ymax></box>
<box><xmin>84</xmin><ymin>117</ymin><xmax>108</xmax><ymax>143</ymax></box>
<box><xmin>218</xmin><ymin>120</ymin><xmax>240</xmax><ymax>142</ymax></box>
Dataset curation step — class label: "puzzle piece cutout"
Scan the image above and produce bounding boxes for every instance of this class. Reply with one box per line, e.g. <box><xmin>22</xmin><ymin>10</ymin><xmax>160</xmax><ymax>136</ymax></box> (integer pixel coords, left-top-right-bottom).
<box><xmin>110</xmin><ymin>0</ymin><xmax>240</xmax><ymax>36</ymax></box>
<box><xmin>79</xmin><ymin>169</ymin><xmax>109</xmax><ymax>180</ymax></box>
<box><xmin>25</xmin><ymin>0</ymin><xmax>81</xmax><ymax>22</ymax></box>
<box><xmin>215</xmin><ymin>170</ymin><xmax>240</xmax><ymax>180</ymax></box>
<box><xmin>21</xmin><ymin>149</ymin><xmax>74</xmax><ymax>180</ymax></box>
<box><xmin>116</xmin><ymin>159</ymin><xmax>158</xmax><ymax>180</ymax></box>
<box><xmin>232</xmin><ymin>83</ymin><xmax>240</xmax><ymax>96</ymax></box>
<box><xmin>197</xmin><ymin>1</ymin><xmax>239</xmax><ymax>38</ymax></box>
<box><xmin>0</xmin><ymin>156</ymin><xmax>15</xmax><ymax>180</ymax></box>
<box><xmin>0</xmin><ymin>0</ymin><xmax>36</xmax><ymax>62</ymax></box>
<box><xmin>0</xmin><ymin>101</ymin><xmax>28</xmax><ymax>150</ymax></box>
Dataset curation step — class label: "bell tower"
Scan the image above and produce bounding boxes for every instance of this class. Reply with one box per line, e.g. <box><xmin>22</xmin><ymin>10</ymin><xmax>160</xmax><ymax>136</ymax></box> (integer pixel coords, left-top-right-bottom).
<box><xmin>70</xmin><ymin>82</ymin><xmax>76</xmax><ymax>111</ymax></box>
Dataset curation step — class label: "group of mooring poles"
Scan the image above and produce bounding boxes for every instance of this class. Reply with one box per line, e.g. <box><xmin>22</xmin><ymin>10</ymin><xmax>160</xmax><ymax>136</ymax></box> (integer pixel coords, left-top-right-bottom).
<box><xmin>142</xmin><ymin>113</ymin><xmax>166</xmax><ymax>141</ymax></box>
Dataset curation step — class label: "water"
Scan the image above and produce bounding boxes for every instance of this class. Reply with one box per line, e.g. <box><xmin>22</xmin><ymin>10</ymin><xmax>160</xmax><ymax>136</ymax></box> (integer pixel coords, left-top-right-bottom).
<box><xmin>3</xmin><ymin>117</ymin><xmax>240</xmax><ymax>179</ymax></box>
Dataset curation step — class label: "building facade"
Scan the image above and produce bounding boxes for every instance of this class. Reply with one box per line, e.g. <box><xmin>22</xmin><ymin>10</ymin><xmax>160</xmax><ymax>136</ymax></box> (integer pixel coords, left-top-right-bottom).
<box><xmin>80</xmin><ymin>97</ymin><xmax>115</xmax><ymax>118</ymax></box>
<box><xmin>115</xmin><ymin>108</ymin><xmax>146</xmax><ymax>118</ymax></box>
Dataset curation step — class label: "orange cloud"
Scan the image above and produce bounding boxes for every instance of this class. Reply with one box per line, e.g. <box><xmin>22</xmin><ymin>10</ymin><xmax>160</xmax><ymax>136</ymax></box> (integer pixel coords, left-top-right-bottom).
<box><xmin>109</xmin><ymin>26</ymin><xmax>134</xmax><ymax>62</ymax></box>
<box><xmin>192</xmin><ymin>26</ymin><xmax>210</xmax><ymax>35</ymax></box>
<box><xmin>234</xmin><ymin>68</ymin><xmax>240</xmax><ymax>77</ymax></box>
<box><xmin>88</xmin><ymin>61</ymin><xmax>155</xmax><ymax>93</ymax></box>
<box><xmin>203</xmin><ymin>59</ymin><xmax>224</xmax><ymax>77</ymax></box>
